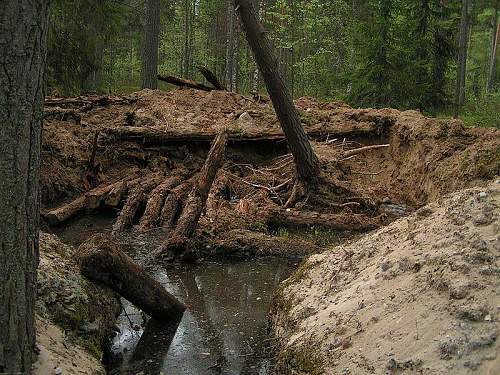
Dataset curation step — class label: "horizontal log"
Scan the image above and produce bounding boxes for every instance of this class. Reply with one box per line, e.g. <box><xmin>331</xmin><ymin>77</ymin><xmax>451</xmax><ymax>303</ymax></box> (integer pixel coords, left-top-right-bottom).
<box><xmin>265</xmin><ymin>208</ymin><xmax>382</xmax><ymax>232</ymax></box>
<box><xmin>42</xmin><ymin>196</ymin><xmax>87</xmax><ymax>225</ymax></box>
<box><xmin>79</xmin><ymin>234</ymin><xmax>185</xmax><ymax>321</ymax></box>
<box><xmin>210</xmin><ymin>229</ymin><xmax>321</xmax><ymax>258</ymax></box>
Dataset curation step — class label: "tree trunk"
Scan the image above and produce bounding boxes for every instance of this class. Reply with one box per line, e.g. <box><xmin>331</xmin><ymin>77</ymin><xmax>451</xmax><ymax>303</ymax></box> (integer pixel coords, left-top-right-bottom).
<box><xmin>487</xmin><ymin>1</ymin><xmax>500</xmax><ymax>94</ymax></box>
<box><xmin>156</xmin><ymin>130</ymin><xmax>228</xmax><ymax>259</ymax></box>
<box><xmin>454</xmin><ymin>0</ymin><xmax>470</xmax><ymax>118</ymax></box>
<box><xmin>79</xmin><ymin>235</ymin><xmax>185</xmax><ymax>322</ymax></box>
<box><xmin>235</xmin><ymin>0</ymin><xmax>320</xmax><ymax>196</ymax></box>
<box><xmin>225</xmin><ymin>0</ymin><xmax>237</xmax><ymax>91</ymax></box>
<box><xmin>0</xmin><ymin>1</ymin><xmax>49</xmax><ymax>372</ymax></box>
<box><xmin>142</xmin><ymin>0</ymin><xmax>160</xmax><ymax>89</ymax></box>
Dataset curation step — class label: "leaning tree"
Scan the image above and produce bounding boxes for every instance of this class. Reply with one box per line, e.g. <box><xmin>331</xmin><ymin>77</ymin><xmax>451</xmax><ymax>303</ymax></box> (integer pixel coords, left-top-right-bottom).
<box><xmin>235</xmin><ymin>0</ymin><xmax>321</xmax><ymax>207</ymax></box>
<box><xmin>0</xmin><ymin>0</ymin><xmax>49</xmax><ymax>371</ymax></box>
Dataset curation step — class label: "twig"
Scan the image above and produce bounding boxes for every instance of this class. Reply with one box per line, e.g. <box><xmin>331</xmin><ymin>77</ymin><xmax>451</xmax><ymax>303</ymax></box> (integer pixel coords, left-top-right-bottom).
<box><xmin>342</xmin><ymin>144</ymin><xmax>390</xmax><ymax>159</ymax></box>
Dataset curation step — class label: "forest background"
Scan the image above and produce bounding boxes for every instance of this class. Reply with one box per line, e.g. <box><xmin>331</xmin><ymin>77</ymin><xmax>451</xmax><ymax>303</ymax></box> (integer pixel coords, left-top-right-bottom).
<box><xmin>47</xmin><ymin>0</ymin><xmax>500</xmax><ymax>127</ymax></box>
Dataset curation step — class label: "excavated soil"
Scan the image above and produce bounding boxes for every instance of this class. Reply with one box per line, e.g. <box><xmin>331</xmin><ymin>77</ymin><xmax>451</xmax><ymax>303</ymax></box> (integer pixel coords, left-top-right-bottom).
<box><xmin>271</xmin><ymin>180</ymin><xmax>499</xmax><ymax>375</ymax></box>
<box><xmin>42</xmin><ymin>89</ymin><xmax>499</xmax><ymax>255</ymax></box>
<box><xmin>39</xmin><ymin>89</ymin><xmax>499</xmax><ymax>374</ymax></box>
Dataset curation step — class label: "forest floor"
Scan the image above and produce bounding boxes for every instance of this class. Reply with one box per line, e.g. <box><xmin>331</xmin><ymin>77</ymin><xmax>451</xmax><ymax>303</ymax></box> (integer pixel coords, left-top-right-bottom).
<box><xmin>38</xmin><ymin>88</ymin><xmax>500</xmax><ymax>373</ymax></box>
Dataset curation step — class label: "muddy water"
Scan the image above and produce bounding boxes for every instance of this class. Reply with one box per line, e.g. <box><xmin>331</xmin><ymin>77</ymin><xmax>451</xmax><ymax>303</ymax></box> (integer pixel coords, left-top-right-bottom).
<box><xmin>52</xmin><ymin>214</ymin><xmax>297</xmax><ymax>375</ymax></box>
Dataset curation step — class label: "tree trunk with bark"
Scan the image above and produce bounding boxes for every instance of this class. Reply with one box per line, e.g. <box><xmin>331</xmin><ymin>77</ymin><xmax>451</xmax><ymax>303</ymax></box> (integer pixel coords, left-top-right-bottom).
<box><xmin>235</xmin><ymin>0</ymin><xmax>320</xmax><ymax>205</ymax></box>
<box><xmin>79</xmin><ymin>235</ymin><xmax>185</xmax><ymax>321</ymax></box>
<box><xmin>454</xmin><ymin>0</ymin><xmax>470</xmax><ymax>118</ymax></box>
<box><xmin>487</xmin><ymin>1</ymin><xmax>500</xmax><ymax>94</ymax></box>
<box><xmin>142</xmin><ymin>0</ymin><xmax>160</xmax><ymax>89</ymax></box>
<box><xmin>0</xmin><ymin>1</ymin><xmax>49</xmax><ymax>372</ymax></box>
<box><xmin>156</xmin><ymin>130</ymin><xmax>228</xmax><ymax>259</ymax></box>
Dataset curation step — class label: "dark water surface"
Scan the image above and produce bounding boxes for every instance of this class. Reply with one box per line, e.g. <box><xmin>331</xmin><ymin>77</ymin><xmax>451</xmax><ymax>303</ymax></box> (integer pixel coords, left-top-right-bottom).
<box><xmin>52</xmin><ymin>214</ymin><xmax>297</xmax><ymax>375</ymax></box>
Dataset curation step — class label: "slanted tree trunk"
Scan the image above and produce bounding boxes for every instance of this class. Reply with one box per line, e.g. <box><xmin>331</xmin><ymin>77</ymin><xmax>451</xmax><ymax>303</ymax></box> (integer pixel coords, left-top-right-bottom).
<box><xmin>235</xmin><ymin>0</ymin><xmax>320</xmax><ymax>206</ymax></box>
<box><xmin>142</xmin><ymin>0</ymin><xmax>160</xmax><ymax>89</ymax></box>
<box><xmin>79</xmin><ymin>235</ymin><xmax>185</xmax><ymax>321</ymax></box>
<box><xmin>454</xmin><ymin>0</ymin><xmax>470</xmax><ymax>118</ymax></box>
<box><xmin>0</xmin><ymin>1</ymin><xmax>49</xmax><ymax>371</ymax></box>
<box><xmin>487</xmin><ymin>1</ymin><xmax>500</xmax><ymax>94</ymax></box>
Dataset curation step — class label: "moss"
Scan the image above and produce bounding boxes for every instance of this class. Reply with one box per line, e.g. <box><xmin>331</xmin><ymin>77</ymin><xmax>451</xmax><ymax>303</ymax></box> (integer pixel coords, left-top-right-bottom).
<box><xmin>276</xmin><ymin>346</ymin><xmax>324</xmax><ymax>375</ymax></box>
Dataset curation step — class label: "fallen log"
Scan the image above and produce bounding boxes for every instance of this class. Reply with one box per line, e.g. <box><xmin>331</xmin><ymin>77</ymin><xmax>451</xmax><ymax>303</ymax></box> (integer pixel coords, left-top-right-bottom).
<box><xmin>112</xmin><ymin>175</ymin><xmax>164</xmax><ymax>234</ymax></box>
<box><xmin>42</xmin><ymin>178</ymin><xmax>134</xmax><ymax>225</ymax></box>
<box><xmin>265</xmin><ymin>208</ymin><xmax>383</xmax><ymax>232</ymax></box>
<box><xmin>43</xmin><ymin>107</ymin><xmax>81</xmax><ymax>123</ymax></box>
<box><xmin>158</xmin><ymin>74</ymin><xmax>214</xmax><ymax>91</ymax></box>
<box><xmin>156</xmin><ymin>129</ymin><xmax>228</xmax><ymax>258</ymax></box>
<box><xmin>197</xmin><ymin>66</ymin><xmax>227</xmax><ymax>90</ymax></box>
<box><xmin>42</xmin><ymin>196</ymin><xmax>87</xmax><ymax>226</ymax></box>
<box><xmin>210</xmin><ymin>229</ymin><xmax>321</xmax><ymax>258</ymax></box>
<box><xmin>158</xmin><ymin>177</ymin><xmax>195</xmax><ymax>229</ymax></box>
<box><xmin>79</xmin><ymin>234</ymin><xmax>185</xmax><ymax>322</ymax></box>
<box><xmin>138</xmin><ymin>173</ymin><xmax>185</xmax><ymax>231</ymax></box>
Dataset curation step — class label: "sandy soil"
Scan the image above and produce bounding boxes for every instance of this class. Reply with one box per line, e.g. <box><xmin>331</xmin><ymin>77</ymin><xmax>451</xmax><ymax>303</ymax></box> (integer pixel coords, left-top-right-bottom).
<box><xmin>33</xmin><ymin>317</ymin><xmax>104</xmax><ymax>375</ymax></box>
<box><xmin>271</xmin><ymin>180</ymin><xmax>499</xmax><ymax>375</ymax></box>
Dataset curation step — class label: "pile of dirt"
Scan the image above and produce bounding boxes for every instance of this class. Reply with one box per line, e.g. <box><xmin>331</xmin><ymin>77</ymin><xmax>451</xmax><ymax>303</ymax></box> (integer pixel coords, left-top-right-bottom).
<box><xmin>270</xmin><ymin>180</ymin><xmax>499</xmax><ymax>375</ymax></box>
<box><xmin>40</xmin><ymin>88</ymin><xmax>499</xmax><ymax>258</ymax></box>
<box><xmin>35</xmin><ymin>233</ymin><xmax>121</xmax><ymax>373</ymax></box>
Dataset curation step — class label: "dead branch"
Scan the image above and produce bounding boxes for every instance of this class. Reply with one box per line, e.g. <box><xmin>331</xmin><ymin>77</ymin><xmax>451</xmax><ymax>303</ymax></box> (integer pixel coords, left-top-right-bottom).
<box><xmin>197</xmin><ymin>66</ymin><xmax>227</xmax><ymax>90</ymax></box>
<box><xmin>158</xmin><ymin>74</ymin><xmax>214</xmax><ymax>91</ymax></box>
<box><xmin>342</xmin><ymin>144</ymin><xmax>390</xmax><ymax>159</ymax></box>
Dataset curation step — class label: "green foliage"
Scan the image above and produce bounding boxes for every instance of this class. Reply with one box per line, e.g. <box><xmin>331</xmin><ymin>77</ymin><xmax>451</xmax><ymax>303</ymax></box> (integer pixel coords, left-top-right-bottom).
<box><xmin>46</xmin><ymin>0</ymin><xmax>500</xmax><ymax>128</ymax></box>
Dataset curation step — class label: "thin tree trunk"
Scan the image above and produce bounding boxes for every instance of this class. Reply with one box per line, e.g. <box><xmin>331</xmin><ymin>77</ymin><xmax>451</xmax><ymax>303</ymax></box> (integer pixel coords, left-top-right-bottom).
<box><xmin>487</xmin><ymin>1</ymin><xmax>499</xmax><ymax>93</ymax></box>
<box><xmin>183</xmin><ymin>0</ymin><xmax>190</xmax><ymax>77</ymax></box>
<box><xmin>454</xmin><ymin>0</ymin><xmax>470</xmax><ymax>118</ymax></box>
<box><xmin>142</xmin><ymin>0</ymin><xmax>160</xmax><ymax>89</ymax></box>
<box><xmin>235</xmin><ymin>0</ymin><xmax>320</xmax><ymax>200</ymax></box>
<box><xmin>0</xmin><ymin>1</ymin><xmax>49</xmax><ymax>371</ymax></box>
<box><xmin>225</xmin><ymin>0</ymin><xmax>236</xmax><ymax>90</ymax></box>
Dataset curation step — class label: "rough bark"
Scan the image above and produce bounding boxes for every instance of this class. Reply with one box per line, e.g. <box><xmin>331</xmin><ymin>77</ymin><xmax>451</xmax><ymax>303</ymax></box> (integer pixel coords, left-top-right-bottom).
<box><xmin>112</xmin><ymin>175</ymin><xmax>164</xmax><ymax>234</ymax></box>
<box><xmin>42</xmin><ymin>178</ymin><xmax>133</xmax><ymax>225</ymax></box>
<box><xmin>142</xmin><ymin>0</ymin><xmax>160</xmax><ymax>89</ymax></box>
<box><xmin>158</xmin><ymin>74</ymin><xmax>215</xmax><ymax>91</ymax></box>
<box><xmin>159</xmin><ymin>178</ymin><xmax>195</xmax><ymax>229</ymax></box>
<box><xmin>42</xmin><ymin>196</ymin><xmax>87</xmax><ymax>226</ymax></box>
<box><xmin>211</xmin><ymin>229</ymin><xmax>321</xmax><ymax>258</ymax></box>
<box><xmin>156</xmin><ymin>130</ymin><xmax>228</xmax><ymax>258</ymax></box>
<box><xmin>235</xmin><ymin>0</ymin><xmax>320</xmax><ymax>194</ymax></box>
<box><xmin>79</xmin><ymin>235</ymin><xmax>185</xmax><ymax>321</ymax></box>
<box><xmin>138</xmin><ymin>174</ymin><xmax>185</xmax><ymax>231</ymax></box>
<box><xmin>0</xmin><ymin>1</ymin><xmax>49</xmax><ymax>371</ymax></box>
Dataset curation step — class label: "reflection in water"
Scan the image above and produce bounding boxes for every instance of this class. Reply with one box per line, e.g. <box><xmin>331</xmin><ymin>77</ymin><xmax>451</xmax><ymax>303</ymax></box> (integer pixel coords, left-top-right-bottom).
<box><xmin>111</xmin><ymin>259</ymin><xmax>295</xmax><ymax>375</ymax></box>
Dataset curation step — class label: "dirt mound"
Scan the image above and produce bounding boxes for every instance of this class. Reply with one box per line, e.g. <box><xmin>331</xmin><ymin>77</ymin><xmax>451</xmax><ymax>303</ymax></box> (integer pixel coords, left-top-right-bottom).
<box><xmin>270</xmin><ymin>180</ymin><xmax>499</xmax><ymax>375</ymax></box>
<box><xmin>40</xmin><ymin>89</ymin><xmax>499</xmax><ymax>259</ymax></box>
